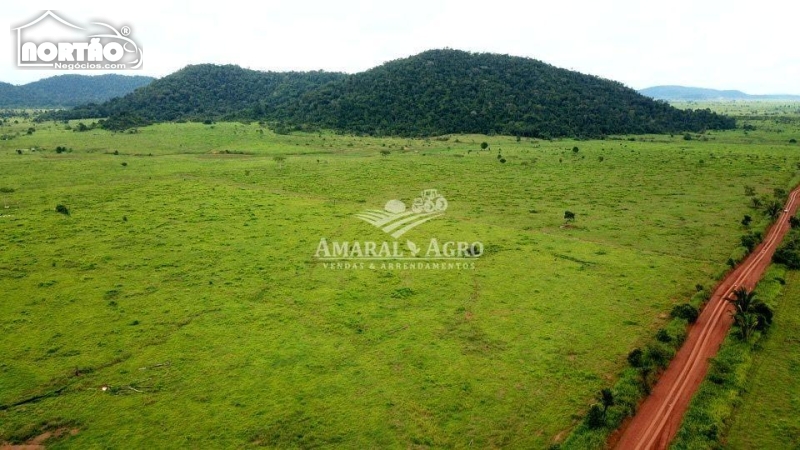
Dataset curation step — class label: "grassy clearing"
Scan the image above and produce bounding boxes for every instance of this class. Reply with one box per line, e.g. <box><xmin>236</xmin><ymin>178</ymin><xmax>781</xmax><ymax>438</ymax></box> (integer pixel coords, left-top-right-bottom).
<box><xmin>1</xmin><ymin>112</ymin><xmax>799</xmax><ymax>448</ymax></box>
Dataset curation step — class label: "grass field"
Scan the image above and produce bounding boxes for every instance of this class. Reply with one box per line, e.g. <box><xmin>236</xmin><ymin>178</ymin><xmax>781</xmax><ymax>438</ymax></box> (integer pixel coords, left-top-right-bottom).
<box><xmin>1</xmin><ymin>111</ymin><xmax>799</xmax><ymax>448</ymax></box>
<box><xmin>723</xmin><ymin>269</ymin><xmax>800</xmax><ymax>448</ymax></box>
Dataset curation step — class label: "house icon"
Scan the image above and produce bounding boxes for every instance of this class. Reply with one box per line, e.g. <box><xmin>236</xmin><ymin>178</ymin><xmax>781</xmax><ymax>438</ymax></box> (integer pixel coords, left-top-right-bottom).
<box><xmin>13</xmin><ymin>11</ymin><xmax>84</xmax><ymax>67</ymax></box>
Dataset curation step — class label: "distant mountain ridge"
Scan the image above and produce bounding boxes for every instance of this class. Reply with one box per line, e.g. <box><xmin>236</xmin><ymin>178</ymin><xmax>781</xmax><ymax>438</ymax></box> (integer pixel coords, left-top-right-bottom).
<box><xmin>640</xmin><ymin>85</ymin><xmax>800</xmax><ymax>101</ymax></box>
<box><xmin>41</xmin><ymin>50</ymin><xmax>736</xmax><ymax>137</ymax></box>
<box><xmin>0</xmin><ymin>74</ymin><xmax>154</xmax><ymax>108</ymax></box>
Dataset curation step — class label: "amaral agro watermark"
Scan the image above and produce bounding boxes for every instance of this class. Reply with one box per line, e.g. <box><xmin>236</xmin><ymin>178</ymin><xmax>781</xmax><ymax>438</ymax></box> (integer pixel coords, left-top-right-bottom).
<box><xmin>315</xmin><ymin>189</ymin><xmax>483</xmax><ymax>270</ymax></box>
<box><xmin>12</xmin><ymin>11</ymin><xmax>143</xmax><ymax>70</ymax></box>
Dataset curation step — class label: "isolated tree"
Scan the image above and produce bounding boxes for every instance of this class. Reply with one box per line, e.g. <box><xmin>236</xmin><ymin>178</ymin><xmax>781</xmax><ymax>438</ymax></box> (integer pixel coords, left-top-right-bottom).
<box><xmin>564</xmin><ymin>211</ymin><xmax>576</xmax><ymax>222</ymax></box>
<box><xmin>480</xmin><ymin>142</ymin><xmax>489</xmax><ymax>150</ymax></box>
<box><xmin>741</xmin><ymin>215</ymin><xmax>752</xmax><ymax>227</ymax></box>
<box><xmin>572</xmin><ymin>146</ymin><xmax>579</xmax><ymax>154</ymax></box>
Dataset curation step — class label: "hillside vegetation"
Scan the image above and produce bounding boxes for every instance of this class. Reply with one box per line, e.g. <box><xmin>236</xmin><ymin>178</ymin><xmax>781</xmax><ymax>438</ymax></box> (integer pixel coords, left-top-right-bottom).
<box><xmin>0</xmin><ymin>74</ymin><xmax>154</xmax><ymax>108</ymax></box>
<box><xmin>41</xmin><ymin>50</ymin><xmax>735</xmax><ymax>137</ymax></box>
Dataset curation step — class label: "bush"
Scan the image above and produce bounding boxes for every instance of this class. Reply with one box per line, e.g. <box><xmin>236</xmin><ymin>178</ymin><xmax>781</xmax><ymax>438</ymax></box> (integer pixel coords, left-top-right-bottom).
<box><xmin>585</xmin><ymin>404</ymin><xmax>605</xmax><ymax>428</ymax></box>
<box><xmin>55</xmin><ymin>204</ymin><xmax>69</xmax><ymax>215</ymax></box>
<box><xmin>671</xmin><ymin>303</ymin><xmax>700</xmax><ymax>323</ymax></box>
<box><xmin>627</xmin><ymin>348</ymin><xmax>643</xmax><ymax>368</ymax></box>
<box><xmin>741</xmin><ymin>232</ymin><xmax>763</xmax><ymax>252</ymax></box>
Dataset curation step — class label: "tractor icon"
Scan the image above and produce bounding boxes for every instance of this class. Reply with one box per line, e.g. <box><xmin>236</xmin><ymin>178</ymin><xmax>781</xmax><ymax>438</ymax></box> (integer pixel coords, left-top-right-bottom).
<box><xmin>411</xmin><ymin>189</ymin><xmax>448</xmax><ymax>213</ymax></box>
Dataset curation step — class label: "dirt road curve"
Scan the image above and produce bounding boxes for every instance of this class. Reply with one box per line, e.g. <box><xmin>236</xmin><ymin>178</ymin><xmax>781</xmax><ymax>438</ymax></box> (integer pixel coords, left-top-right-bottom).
<box><xmin>612</xmin><ymin>186</ymin><xmax>800</xmax><ymax>450</ymax></box>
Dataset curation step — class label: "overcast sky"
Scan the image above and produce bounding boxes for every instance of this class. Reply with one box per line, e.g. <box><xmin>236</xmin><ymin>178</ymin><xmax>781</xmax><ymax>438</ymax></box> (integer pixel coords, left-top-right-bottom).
<box><xmin>2</xmin><ymin>0</ymin><xmax>797</xmax><ymax>94</ymax></box>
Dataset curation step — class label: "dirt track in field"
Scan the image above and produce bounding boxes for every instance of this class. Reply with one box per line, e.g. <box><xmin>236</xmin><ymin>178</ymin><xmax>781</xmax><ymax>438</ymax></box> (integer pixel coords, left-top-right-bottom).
<box><xmin>611</xmin><ymin>186</ymin><xmax>800</xmax><ymax>450</ymax></box>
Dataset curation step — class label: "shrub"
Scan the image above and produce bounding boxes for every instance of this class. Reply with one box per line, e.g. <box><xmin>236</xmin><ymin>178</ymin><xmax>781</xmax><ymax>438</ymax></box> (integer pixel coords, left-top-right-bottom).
<box><xmin>741</xmin><ymin>215</ymin><xmax>752</xmax><ymax>227</ymax></box>
<box><xmin>740</xmin><ymin>232</ymin><xmax>763</xmax><ymax>252</ymax></box>
<box><xmin>585</xmin><ymin>404</ymin><xmax>605</xmax><ymax>429</ymax></box>
<box><xmin>627</xmin><ymin>348</ymin><xmax>643</xmax><ymax>368</ymax></box>
<box><xmin>55</xmin><ymin>204</ymin><xmax>69</xmax><ymax>215</ymax></box>
<box><xmin>671</xmin><ymin>303</ymin><xmax>699</xmax><ymax>323</ymax></box>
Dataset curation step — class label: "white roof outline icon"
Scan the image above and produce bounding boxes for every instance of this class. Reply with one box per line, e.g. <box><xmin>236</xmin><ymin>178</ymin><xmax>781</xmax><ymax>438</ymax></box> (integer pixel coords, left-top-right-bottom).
<box><xmin>13</xmin><ymin>10</ymin><xmax>84</xmax><ymax>31</ymax></box>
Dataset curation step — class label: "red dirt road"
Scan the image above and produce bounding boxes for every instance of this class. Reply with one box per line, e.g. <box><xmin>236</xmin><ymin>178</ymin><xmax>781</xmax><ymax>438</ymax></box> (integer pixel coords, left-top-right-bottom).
<box><xmin>612</xmin><ymin>187</ymin><xmax>800</xmax><ymax>450</ymax></box>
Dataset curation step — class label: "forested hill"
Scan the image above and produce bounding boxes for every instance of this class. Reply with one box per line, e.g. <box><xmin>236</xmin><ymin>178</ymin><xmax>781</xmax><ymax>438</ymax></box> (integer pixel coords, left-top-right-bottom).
<box><xmin>40</xmin><ymin>50</ymin><xmax>735</xmax><ymax>137</ymax></box>
<box><xmin>48</xmin><ymin>65</ymin><xmax>347</xmax><ymax>128</ymax></box>
<box><xmin>277</xmin><ymin>50</ymin><xmax>733</xmax><ymax>137</ymax></box>
<box><xmin>0</xmin><ymin>74</ymin><xmax>154</xmax><ymax>108</ymax></box>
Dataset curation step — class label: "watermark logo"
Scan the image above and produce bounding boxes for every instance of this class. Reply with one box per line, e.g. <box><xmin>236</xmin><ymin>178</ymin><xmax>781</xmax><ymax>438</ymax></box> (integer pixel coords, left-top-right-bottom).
<box><xmin>355</xmin><ymin>189</ymin><xmax>448</xmax><ymax>238</ymax></box>
<box><xmin>315</xmin><ymin>189</ymin><xmax>482</xmax><ymax>270</ymax></box>
<box><xmin>12</xmin><ymin>10</ymin><xmax>143</xmax><ymax>70</ymax></box>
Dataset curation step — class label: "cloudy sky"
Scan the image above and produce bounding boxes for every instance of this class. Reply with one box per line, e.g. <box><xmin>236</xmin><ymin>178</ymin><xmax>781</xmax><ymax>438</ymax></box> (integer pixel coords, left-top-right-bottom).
<box><xmin>2</xmin><ymin>0</ymin><xmax>797</xmax><ymax>94</ymax></box>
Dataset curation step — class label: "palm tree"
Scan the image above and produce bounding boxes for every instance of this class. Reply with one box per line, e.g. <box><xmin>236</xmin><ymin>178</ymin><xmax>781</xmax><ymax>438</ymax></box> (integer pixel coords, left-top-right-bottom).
<box><xmin>766</xmin><ymin>200</ymin><xmax>783</xmax><ymax>219</ymax></box>
<box><xmin>726</xmin><ymin>287</ymin><xmax>773</xmax><ymax>340</ymax></box>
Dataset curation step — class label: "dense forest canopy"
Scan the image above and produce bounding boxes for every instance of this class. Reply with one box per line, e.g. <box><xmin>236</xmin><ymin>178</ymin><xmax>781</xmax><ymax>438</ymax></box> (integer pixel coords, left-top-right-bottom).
<box><xmin>38</xmin><ymin>50</ymin><xmax>735</xmax><ymax>137</ymax></box>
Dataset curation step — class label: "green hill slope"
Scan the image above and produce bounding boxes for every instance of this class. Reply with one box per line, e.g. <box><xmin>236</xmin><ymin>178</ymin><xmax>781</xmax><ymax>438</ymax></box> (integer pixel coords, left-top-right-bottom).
<box><xmin>0</xmin><ymin>74</ymin><xmax>154</xmax><ymax>108</ymax></box>
<box><xmin>40</xmin><ymin>50</ymin><xmax>735</xmax><ymax>137</ymax></box>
